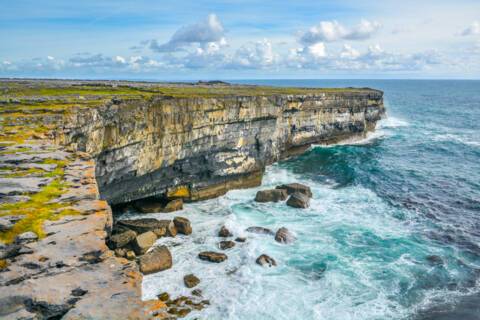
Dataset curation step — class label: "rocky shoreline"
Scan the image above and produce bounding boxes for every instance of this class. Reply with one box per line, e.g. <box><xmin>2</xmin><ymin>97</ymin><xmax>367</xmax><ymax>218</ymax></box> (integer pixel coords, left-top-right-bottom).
<box><xmin>0</xmin><ymin>79</ymin><xmax>384</xmax><ymax>319</ymax></box>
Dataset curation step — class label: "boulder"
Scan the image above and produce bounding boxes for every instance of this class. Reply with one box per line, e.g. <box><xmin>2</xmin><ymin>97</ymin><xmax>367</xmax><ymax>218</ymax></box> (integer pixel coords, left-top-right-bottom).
<box><xmin>139</xmin><ymin>246</ymin><xmax>172</xmax><ymax>274</ymax></box>
<box><xmin>183</xmin><ymin>274</ymin><xmax>200</xmax><ymax>288</ymax></box>
<box><xmin>286</xmin><ymin>192</ymin><xmax>310</xmax><ymax>208</ymax></box>
<box><xmin>126</xmin><ymin>250</ymin><xmax>136</xmax><ymax>260</ymax></box>
<box><xmin>133</xmin><ymin>231</ymin><xmax>157</xmax><ymax>255</ymax></box>
<box><xmin>245</xmin><ymin>226</ymin><xmax>274</xmax><ymax>235</ymax></box>
<box><xmin>276</xmin><ymin>183</ymin><xmax>312</xmax><ymax>198</ymax></box>
<box><xmin>218</xmin><ymin>226</ymin><xmax>233</xmax><ymax>237</ymax></box>
<box><xmin>0</xmin><ymin>217</ymin><xmax>13</xmax><ymax>231</ymax></box>
<box><xmin>114</xmin><ymin>248</ymin><xmax>127</xmax><ymax>258</ymax></box>
<box><xmin>173</xmin><ymin>217</ymin><xmax>192</xmax><ymax>235</ymax></box>
<box><xmin>163</xmin><ymin>199</ymin><xmax>183</xmax><ymax>212</ymax></box>
<box><xmin>274</xmin><ymin>227</ymin><xmax>296</xmax><ymax>244</ymax></box>
<box><xmin>118</xmin><ymin>218</ymin><xmax>176</xmax><ymax>236</ymax></box>
<box><xmin>191</xmin><ymin>289</ymin><xmax>202</xmax><ymax>297</ymax></box>
<box><xmin>158</xmin><ymin>292</ymin><xmax>170</xmax><ymax>301</ymax></box>
<box><xmin>198</xmin><ymin>251</ymin><xmax>228</xmax><ymax>263</ymax></box>
<box><xmin>218</xmin><ymin>240</ymin><xmax>236</xmax><ymax>250</ymax></box>
<box><xmin>134</xmin><ymin>198</ymin><xmax>165</xmax><ymax>213</ymax></box>
<box><xmin>256</xmin><ymin>254</ymin><xmax>277</xmax><ymax>267</ymax></box>
<box><xmin>235</xmin><ymin>237</ymin><xmax>246</xmax><ymax>243</ymax></box>
<box><xmin>254</xmin><ymin>189</ymin><xmax>288</xmax><ymax>202</ymax></box>
<box><xmin>108</xmin><ymin>230</ymin><xmax>136</xmax><ymax>249</ymax></box>
<box><xmin>15</xmin><ymin>231</ymin><xmax>38</xmax><ymax>244</ymax></box>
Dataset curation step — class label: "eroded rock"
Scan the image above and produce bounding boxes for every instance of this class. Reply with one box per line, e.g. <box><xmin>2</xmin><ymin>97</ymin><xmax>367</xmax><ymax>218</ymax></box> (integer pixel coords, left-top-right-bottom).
<box><xmin>139</xmin><ymin>246</ymin><xmax>172</xmax><ymax>274</ymax></box>
<box><xmin>276</xmin><ymin>183</ymin><xmax>313</xmax><ymax>198</ymax></box>
<box><xmin>183</xmin><ymin>274</ymin><xmax>200</xmax><ymax>288</ymax></box>
<box><xmin>246</xmin><ymin>226</ymin><xmax>274</xmax><ymax>235</ymax></box>
<box><xmin>219</xmin><ymin>240</ymin><xmax>235</xmax><ymax>250</ymax></box>
<box><xmin>256</xmin><ymin>254</ymin><xmax>277</xmax><ymax>267</ymax></box>
<box><xmin>108</xmin><ymin>230</ymin><xmax>136</xmax><ymax>249</ymax></box>
<box><xmin>133</xmin><ymin>231</ymin><xmax>157</xmax><ymax>255</ymax></box>
<box><xmin>173</xmin><ymin>217</ymin><xmax>192</xmax><ymax>235</ymax></box>
<box><xmin>218</xmin><ymin>226</ymin><xmax>232</xmax><ymax>237</ymax></box>
<box><xmin>275</xmin><ymin>227</ymin><xmax>296</xmax><ymax>244</ymax></box>
<box><xmin>198</xmin><ymin>251</ymin><xmax>227</xmax><ymax>263</ymax></box>
<box><xmin>286</xmin><ymin>192</ymin><xmax>310</xmax><ymax>208</ymax></box>
<box><xmin>254</xmin><ymin>189</ymin><xmax>288</xmax><ymax>202</ymax></box>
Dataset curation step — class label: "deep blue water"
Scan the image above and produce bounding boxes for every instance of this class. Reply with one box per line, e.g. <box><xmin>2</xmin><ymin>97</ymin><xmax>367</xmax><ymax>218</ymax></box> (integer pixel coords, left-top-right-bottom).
<box><xmin>140</xmin><ymin>80</ymin><xmax>480</xmax><ymax>319</ymax></box>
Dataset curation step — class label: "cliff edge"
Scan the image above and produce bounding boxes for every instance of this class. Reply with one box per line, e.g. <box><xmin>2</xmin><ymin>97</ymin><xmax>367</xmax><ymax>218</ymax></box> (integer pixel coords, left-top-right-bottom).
<box><xmin>0</xmin><ymin>79</ymin><xmax>384</xmax><ymax>319</ymax></box>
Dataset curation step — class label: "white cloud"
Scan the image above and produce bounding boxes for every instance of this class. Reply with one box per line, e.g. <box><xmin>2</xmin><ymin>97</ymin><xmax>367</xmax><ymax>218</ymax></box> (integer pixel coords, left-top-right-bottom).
<box><xmin>461</xmin><ymin>21</ymin><xmax>480</xmax><ymax>36</ymax></box>
<box><xmin>340</xmin><ymin>44</ymin><xmax>360</xmax><ymax>59</ymax></box>
<box><xmin>228</xmin><ymin>39</ymin><xmax>278</xmax><ymax>69</ymax></box>
<box><xmin>150</xmin><ymin>14</ymin><xmax>225</xmax><ymax>52</ymax></box>
<box><xmin>300</xmin><ymin>19</ymin><xmax>381</xmax><ymax>44</ymax></box>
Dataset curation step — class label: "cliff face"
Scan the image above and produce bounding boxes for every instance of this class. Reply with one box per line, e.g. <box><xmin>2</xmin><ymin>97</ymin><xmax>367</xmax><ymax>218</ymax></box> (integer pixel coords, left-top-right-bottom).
<box><xmin>58</xmin><ymin>89</ymin><xmax>384</xmax><ymax>205</ymax></box>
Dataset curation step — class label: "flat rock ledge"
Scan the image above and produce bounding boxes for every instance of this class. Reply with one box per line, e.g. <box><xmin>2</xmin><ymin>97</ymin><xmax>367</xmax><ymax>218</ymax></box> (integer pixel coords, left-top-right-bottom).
<box><xmin>0</xmin><ymin>149</ymin><xmax>166</xmax><ymax>319</ymax></box>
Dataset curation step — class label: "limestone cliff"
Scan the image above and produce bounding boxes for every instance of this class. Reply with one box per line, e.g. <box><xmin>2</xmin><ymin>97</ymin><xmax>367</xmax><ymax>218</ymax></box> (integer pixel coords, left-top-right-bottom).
<box><xmin>56</xmin><ymin>86</ymin><xmax>384</xmax><ymax>205</ymax></box>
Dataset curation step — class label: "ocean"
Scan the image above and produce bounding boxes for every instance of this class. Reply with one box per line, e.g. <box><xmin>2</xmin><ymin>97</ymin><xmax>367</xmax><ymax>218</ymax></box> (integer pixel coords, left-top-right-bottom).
<box><xmin>136</xmin><ymin>80</ymin><xmax>480</xmax><ymax>319</ymax></box>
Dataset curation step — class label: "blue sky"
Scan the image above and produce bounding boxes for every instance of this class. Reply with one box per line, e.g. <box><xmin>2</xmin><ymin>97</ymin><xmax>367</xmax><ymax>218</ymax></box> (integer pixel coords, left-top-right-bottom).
<box><xmin>1</xmin><ymin>0</ymin><xmax>479</xmax><ymax>79</ymax></box>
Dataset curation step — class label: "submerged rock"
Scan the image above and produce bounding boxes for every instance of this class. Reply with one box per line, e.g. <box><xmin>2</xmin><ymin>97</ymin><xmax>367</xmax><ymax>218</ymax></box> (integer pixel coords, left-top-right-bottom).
<box><xmin>218</xmin><ymin>226</ymin><xmax>233</xmax><ymax>237</ymax></box>
<box><xmin>198</xmin><ymin>251</ymin><xmax>227</xmax><ymax>263</ymax></box>
<box><xmin>133</xmin><ymin>231</ymin><xmax>157</xmax><ymax>255</ymax></box>
<box><xmin>254</xmin><ymin>189</ymin><xmax>288</xmax><ymax>202</ymax></box>
<box><xmin>256</xmin><ymin>254</ymin><xmax>277</xmax><ymax>267</ymax></box>
<box><xmin>139</xmin><ymin>246</ymin><xmax>172</xmax><ymax>274</ymax></box>
<box><xmin>183</xmin><ymin>274</ymin><xmax>200</xmax><ymax>288</ymax></box>
<box><xmin>286</xmin><ymin>192</ymin><xmax>310</xmax><ymax>208</ymax></box>
<box><xmin>218</xmin><ymin>240</ymin><xmax>236</xmax><ymax>250</ymax></box>
<box><xmin>245</xmin><ymin>226</ymin><xmax>274</xmax><ymax>235</ymax></box>
<box><xmin>275</xmin><ymin>227</ymin><xmax>296</xmax><ymax>244</ymax></box>
<box><xmin>426</xmin><ymin>255</ymin><xmax>444</xmax><ymax>266</ymax></box>
<box><xmin>276</xmin><ymin>183</ymin><xmax>312</xmax><ymax>198</ymax></box>
<box><xmin>235</xmin><ymin>237</ymin><xmax>246</xmax><ymax>243</ymax></box>
<box><xmin>173</xmin><ymin>217</ymin><xmax>192</xmax><ymax>235</ymax></box>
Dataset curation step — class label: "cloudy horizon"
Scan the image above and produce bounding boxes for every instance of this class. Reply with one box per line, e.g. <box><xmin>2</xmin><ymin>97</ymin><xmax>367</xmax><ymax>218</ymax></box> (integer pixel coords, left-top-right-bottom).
<box><xmin>1</xmin><ymin>0</ymin><xmax>479</xmax><ymax>80</ymax></box>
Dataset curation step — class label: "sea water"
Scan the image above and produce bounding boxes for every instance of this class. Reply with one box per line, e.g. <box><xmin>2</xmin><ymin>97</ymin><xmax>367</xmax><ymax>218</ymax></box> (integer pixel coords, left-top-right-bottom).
<box><xmin>131</xmin><ymin>80</ymin><xmax>480</xmax><ymax>319</ymax></box>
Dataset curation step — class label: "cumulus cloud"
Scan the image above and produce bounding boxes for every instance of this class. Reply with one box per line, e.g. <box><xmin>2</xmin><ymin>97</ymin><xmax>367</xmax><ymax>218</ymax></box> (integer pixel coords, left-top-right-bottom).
<box><xmin>150</xmin><ymin>14</ymin><xmax>225</xmax><ymax>52</ymax></box>
<box><xmin>228</xmin><ymin>39</ymin><xmax>278</xmax><ymax>69</ymax></box>
<box><xmin>300</xmin><ymin>19</ymin><xmax>381</xmax><ymax>44</ymax></box>
<box><xmin>461</xmin><ymin>21</ymin><xmax>480</xmax><ymax>36</ymax></box>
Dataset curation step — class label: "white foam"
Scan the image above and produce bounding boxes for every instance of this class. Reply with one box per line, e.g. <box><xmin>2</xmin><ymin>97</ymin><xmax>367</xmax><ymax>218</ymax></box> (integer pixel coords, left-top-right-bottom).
<box><xmin>433</xmin><ymin>133</ymin><xmax>480</xmax><ymax>147</ymax></box>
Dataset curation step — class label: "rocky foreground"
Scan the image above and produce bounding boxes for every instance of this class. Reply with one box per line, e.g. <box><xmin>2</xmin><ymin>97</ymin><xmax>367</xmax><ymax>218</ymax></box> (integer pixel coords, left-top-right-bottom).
<box><xmin>0</xmin><ymin>79</ymin><xmax>384</xmax><ymax>319</ymax></box>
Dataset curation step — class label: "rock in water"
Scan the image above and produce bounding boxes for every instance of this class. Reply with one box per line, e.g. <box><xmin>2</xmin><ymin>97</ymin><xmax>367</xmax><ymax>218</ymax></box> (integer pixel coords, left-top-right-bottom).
<box><xmin>235</xmin><ymin>237</ymin><xmax>246</xmax><ymax>243</ymax></box>
<box><xmin>254</xmin><ymin>189</ymin><xmax>288</xmax><ymax>202</ymax></box>
<box><xmin>276</xmin><ymin>183</ymin><xmax>312</xmax><ymax>198</ymax></box>
<box><xmin>183</xmin><ymin>274</ymin><xmax>200</xmax><ymax>288</ymax></box>
<box><xmin>256</xmin><ymin>254</ymin><xmax>277</xmax><ymax>267</ymax></box>
<box><xmin>286</xmin><ymin>192</ymin><xmax>310</xmax><ymax>208</ymax></box>
<box><xmin>275</xmin><ymin>227</ymin><xmax>296</xmax><ymax>244</ymax></box>
<box><xmin>133</xmin><ymin>231</ymin><xmax>157</xmax><ymax>255</ymax></box>
<box><xmin>139</xmin><ymin>246</ymin><xmax>172</xmax><ymax>274</ymax></box>
<box><xmin>219</xmin><ymin>240</ymin><xmax>236</xmax><ymax>250</ymax></box>
<box><xmin>218</xmin><ymin>226</ymin><xmax>233</xmax><ymax>237</ymax></box>
<box><xmin>173</xmin><ymin>217</ymin><xmax>192</xmax><ymax>235</ymax></box>
<box><xmin>245</xmin><ymin>226</ymin><xmax>274</xmax><ymax>235</ymax></box>
<box><xmin>198</xmin><ymin>251</ymin><xmax>228</xmax><ymax>263</ymax></box>
<box><xmin>163</xmin><ymin>199</ymin><xmax>183</xmax><ymax>212</ymax></box>
<box><xmin>108</xmin><ymin>230</ymin><xmax>137</xmax><ymax>249</ymax></box>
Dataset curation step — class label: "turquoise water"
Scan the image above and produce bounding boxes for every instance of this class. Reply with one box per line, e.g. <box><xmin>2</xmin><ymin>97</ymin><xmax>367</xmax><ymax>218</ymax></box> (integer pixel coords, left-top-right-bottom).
<box><xmin>139</xmin><ymin>80</ymin><xmax>480</xmax><ymax>319</ymax></box>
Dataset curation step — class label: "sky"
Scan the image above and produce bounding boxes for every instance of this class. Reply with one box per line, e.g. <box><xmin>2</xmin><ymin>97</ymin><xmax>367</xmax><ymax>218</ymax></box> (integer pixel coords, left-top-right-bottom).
<box><xmin>1</xmin><ymin>0</ymin><xmax>479</xmax><ymax>80</ymax></box>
